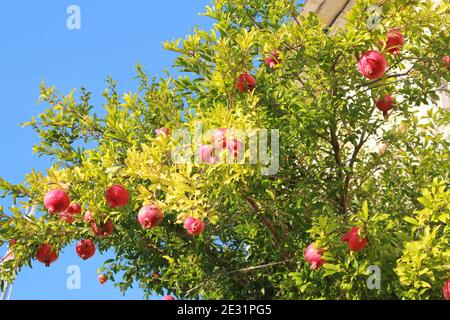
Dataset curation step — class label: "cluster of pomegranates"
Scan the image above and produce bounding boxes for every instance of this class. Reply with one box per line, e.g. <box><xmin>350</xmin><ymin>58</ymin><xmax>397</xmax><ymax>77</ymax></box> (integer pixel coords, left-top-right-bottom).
<box><xmin>304</xmin><ymin>226</ymin><xmax>369</xmax><ymax>272</ymax></box>
<box><xmin>199</xmin><ymin>128</ymin><xmax>243</xmax><ymax>164</ymax></box>
<box><xmin>36</xmin><ymin>184</ymin><xmax>206</xmax><ymax>290</ymax></box>
<box><xmin>357</xmin><ymin>29</ymin><xmax>448</xmax><ymax>120</ymax></box>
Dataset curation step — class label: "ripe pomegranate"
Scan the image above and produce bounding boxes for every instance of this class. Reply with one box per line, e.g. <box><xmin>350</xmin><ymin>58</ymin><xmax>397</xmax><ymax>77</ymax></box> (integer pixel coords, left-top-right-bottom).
<box><xmin>384</xmin><ymin>29</ymin><xmax>405</xmax><ymax>54</ymax></box>
<box><xmin>162</xmin><ymin>295</ymin><xmax>175</xmax><ymax>300</ymax></box>
<box><xmin>211</xmin><ymin>128</ymin><xmax>229</xmax><ymax>150</ymax></box>
<box><xmin>304</xmin><ymin>243</ymin><xmax>326</xmax><ymax>270</ymax></box>
<box><xmin>183</xmin><ymin>216</ymin><xmax>205</xmax><ymax>236</ymax></box>
<box><xmin>341</xmin><ymin>227</ymin><xmax>368</xmax><ymax>252</ymax></box>
<box><xmin>264</xmin><ymin>50</ymin><xmax>280</xmax><ymax>68</ymax></box>
<box><xmin>59</xmin><ymin>203</ymin><xmax>82</xmax><ymax>224</ymax></box>
<box><xmin>35</xmin><ymin>244</ymin><xmax>59</xmax><ymax>267</ymax></box>
<box><xmin>44</xmin><ymin>189</ymin><xmax>70</xmax><ymax>214</ymax></box>
<box><xmin>105</xmin><ymin>184</ymin><xmax>129</xmax><ymax>208</ymax></box>
<box><xmin>138</xmin><ymin>205</ymin><xmax>163</xmax><ymax>229</ymax></box>
<box><xmin>376</xmin><ymin>95</ymin><xmax>395</xmax><ymax>119</ymax></box>
<box><xmin>443</xmin><ymin>279</ymin><xmax>450</xmax><ymax>300</ymax></box>
<box><xmin>91</xmin><ymin>219</ymin><xmax>114</xmax><ymax>238</ymax></box>
<box><xmin>152</xmin><ymin>272</ymin><xmax>161</xmax><ymax>278</ymax></box>
<box><xmin>357</xmin><ymin>50</ymin><xmax>388</xmax><ymax>80</ymax></box>
<box><xmin>84</xmin><ymin>211</ymin><xmax>93</xmax><ymax>223</ymax></box>
<box><xmin>199</xmin><ymin>144</ymin><xmax>219</xmax><ymax>164</ymax></box>
<box><xmin>76</xmin><ymin>239</ymin><xmax>96</xmax><ymax>260</ymax></box>
<box><xmin>155</xmin><ymin>127</ymin><xmax>171</xmax><ymax>137</ymax></box>
<box><xmin>98</xmin><ymin>274</ymin><xmax>108</xmax><ymax>285</ymax></box>
<box><xmin>443</xmin><ymin>55</ymin><xmax>450</xmax><ymax>72</ymax></box>
<box><xmin>226</xmin><ymin>138</ymin><xmax>242</xmax><ymax>159</ymax></box>
<box><xmin>236</xmin><ymin>73</ymin><xmax>256</xmax><ymax>93</ymax></box>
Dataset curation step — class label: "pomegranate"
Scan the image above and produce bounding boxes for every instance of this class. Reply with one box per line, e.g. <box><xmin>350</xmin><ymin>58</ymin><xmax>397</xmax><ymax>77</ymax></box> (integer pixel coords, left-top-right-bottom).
<box><xmin>357</xmin><ymin>50</ymin><xmax>388</xmax><ymax>80</ymax></box>
<box><xmin>264</xmin><ymin>50</ymin><xmax>280</xmax><ymax>68</ymax></box>
<box><xmin>35</xmin><ymin>244</ymin><xmax>59</xmax><ymax>267</ymax></box>
<box><xmin>152</xmin><ymin>272</ymin><xmax>161</xmax><ymax>278</ymax></box>
<box><xmin>155</xmin><ymin>127</ymin><xmax>171</xmax><ymax>137</ymax></box>
<box><xmin>199</xmin><ymin>144</ymin><xmax>219</xmax><ymax>164</ymax></box>
<box><xmin>138</xmin><ymin>205</ymin><xmax>163</xmax><ymax>229</ymax></box>
<box><xmin>210</xmin><ymin>128</ymin><xmax>229</xmax><ymax>150</ymax></box>
<box><xmin>304</xmin><ymin>243</ymin><xmax>326</xmax><ymax>270</ymax></box>
<box><xmin>98</xmin><ymin>274</ymin><xmax>108</xmax><ymax>285</ymax></box>
<box><xmin>59</xmin><ymin>203</ymin><xmax>82</xmax><ymax>224</ymax></box>
<box><xmin>341</xmin><ymin>227</ymin><xmax>368</xmax><ymax>252</ymax></box>
<box><xmin>226</xmin><ymin>138</ymin><xmax>242</xmax><ymax>159</ymax></box>
<box><xmin>443</xmin><ymin>279</ymin><xmax>450</xmax><ymax>300</ymax></box>
<box><xmin>91</xmin><ymin>219</ymin><xmax>114</xmax><ymax>238</ymax></box>
<box><xmin>162</xmin><ymin>295</ymin><xmax>175</xmax><ymax>300</ymax></box>
<box><xmin>105</xmin><ymin>184</ymin><xmax>129</xmax><ymax>208</ymax></box>
<box><xmin>376</xmin><ymin>95</ymin><xmax>395</xmax><ymax>119</ymax></box>
<box><xmin>84</xmin><ymin>211</ymin><xmax>93</xmax><ymax>223</ymax></box>
<box><xmin>384</xmin><ymin>29</ymin><xmax>405</xmax><ymax>54</ymax></box>
<box><xmin>44</xmin><ymin>189</ymin><xmax>70</xmax><ymax>214</ymax></box>
<box><xmin>76</xmin><ymin>239</ymin><xmax>96</xmax><ymax>260</ymax></box>
<box><xmin>183</xmin><ymin>216</ymin><xmax>205</xmax><ymax>236</ymax></box>
<box><xmin>443</xmin><ymin>55</ymin><xmax>450</xmax><ymax>72</ymax></box>
<box><xmin>236</xmin><ymin>73</ymin><xmax>256</xmax><ymax>93</ymax></box>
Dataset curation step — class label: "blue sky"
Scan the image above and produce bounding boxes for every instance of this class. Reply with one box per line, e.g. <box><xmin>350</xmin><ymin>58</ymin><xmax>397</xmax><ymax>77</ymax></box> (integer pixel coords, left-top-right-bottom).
<box><xmin>0</xmin><ymin>0</ymin><xmax>212</xmax><ymax>300</ymax></box>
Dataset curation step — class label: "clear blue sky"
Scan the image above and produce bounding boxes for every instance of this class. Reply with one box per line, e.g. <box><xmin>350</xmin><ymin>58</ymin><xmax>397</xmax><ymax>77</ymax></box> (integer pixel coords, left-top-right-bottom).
<box><xmin>0</xmin><ymin>0</ymin><xmax>212</xmax><ymax>300</ymax></box>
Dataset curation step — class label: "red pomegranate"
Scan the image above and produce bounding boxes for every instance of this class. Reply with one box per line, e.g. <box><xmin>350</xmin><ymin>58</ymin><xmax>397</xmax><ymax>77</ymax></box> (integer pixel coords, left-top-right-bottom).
<box><xmin>76</xmin><ymin>239</ymin><xmax>96</xmax><ymax>260</ymax></box>
<box><xmin>84</xmin><ymin>211</ymin><xmax>93</xmax><ymax>223</ymax></box>
<box><xmin>236</xmin><ymin>73</ymin><xmax>256</xmax><ymax>93</ymax></box>
<box><xmin>35</xmin><ymin>244</ymin><xmax>59</xmax><ymax>267</ymax></box>
<box><xmin>198</xmin><ymin>144</ymin><xmax>219</xmax><ymax>164</ymax></box>
<box><xmin>443</xmin><ymin>279</ymin><xmax>450</xmax><ymax>300</ymax></box>
<box><xmin>384</xmin><ymin>29</ymin><xmax>405</xmax><ymax>54</ymax></box>
<box><xmin>357</xmin><ymin>50</ymin><xmax>388</xmax><ymax>80</ymax></box>
<box><xmin>44</xmin><ymin>189</ymin><xmax>70</xmax><ymax>214</ymax></box>
<box><xmin>226</xmin><ymin>138</ymin><xmax>242</xmax><ymax>159</ymax></box>
<box><xmin>138</xmin><ymin>205</ymin><xmax>163</xmax><ymax>229</ymax></box>
<box><xmin>341</xmin><ymin>227</ymin><xmax>368</xmax><ymax>252</ymax></box>
<box><xmin>264</xmin><ymin>50</ymin><xmax>280</xmax><ymax>68</ymax></box>
<box><xmin>91</xmin><ymin>219</ymin><xmax>114</xmax><ymax>238</ymax></box>
<box><xmin>59</xmin><ymin>203</ymin><xmax>82</xmax><ymax>224</ymax></box>
<box><xmin>105</xmin><ymin>184</ymin><xmax>129</xmax><ymax>208</ymax></box>
<box><xmin>376</xmin><ymin>95</ymin><xmax>395</xmax><ymax>119</ymax></box>
<box><xmin>183</xmin><ymin>216</ymin><xmax>205</xmax><ymax>236</ymax></box>
<box><xmin>304</xmin><ymin>243</ymin><xmax>326</xmax><ymax>270</ymax></box>
<box><xmin>162</xmin><ymin>295</ymin><xmax>175</xmax><ymax>300</ymax></box>
<box><xmin>155</xmin><ymin>127</ymin><xmax>171</xmax><ymax>137</ymax></box>
<box><xmin>211</xmin><ymin>128</ymin><xmax>229</xmax><ymax>150</ymax></box>
<box><xmin>443</xmin><ymin>55</ymin><xmax>450</xmax><ymax>72</ymax></box>
<box><xmin>98</xmin><ymin>274</ymin><xmax>108</xmax><ymax>285</ymax></box>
